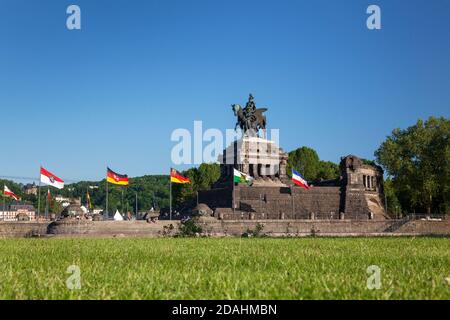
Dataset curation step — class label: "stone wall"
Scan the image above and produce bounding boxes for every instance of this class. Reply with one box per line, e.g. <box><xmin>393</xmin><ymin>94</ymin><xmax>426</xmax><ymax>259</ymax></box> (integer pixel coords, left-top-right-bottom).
<box><xmin>395</xmin><ymin>220</ymin><xmax>450</xmax><ymax>234</ymax></box>
<box><xmin>197</xmin><ymin>219</ymin><xmax>450</xmax><ymax>237</ymax></box>
<box><xmin>220</xmin><ymin>186</ymin><xmax>342</xmax><ymax>220</ymax></box>
<box><xmin>1</xmin><ymin>219</ymin><xmax>448</xmax><ymax>238</ymax></box>
<box><xmin>0</xmin><ymin>222</ymin><xmax>50</xmax><ymax>238</ymax></box>
<box><xmin>200</xmin><ymin>155</ymin><xmax>388</xmax><ymax>220</ymax></box>
<box><xmin>199</xmin><ymin>187</ymin><xmax>233</xmax><ymax>209</ymax></box>
<box><xmin>47</xmin><ymin>220</ymin><xmax>179</xmax><ymax>237</ymax></box>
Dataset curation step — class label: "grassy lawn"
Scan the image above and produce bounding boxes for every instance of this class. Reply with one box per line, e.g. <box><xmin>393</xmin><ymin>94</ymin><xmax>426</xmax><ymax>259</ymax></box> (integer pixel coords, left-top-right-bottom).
<box><xmin>0</xmin><ymin>237</ymin><xmax>449</xmax><ymax>300</ymax></box>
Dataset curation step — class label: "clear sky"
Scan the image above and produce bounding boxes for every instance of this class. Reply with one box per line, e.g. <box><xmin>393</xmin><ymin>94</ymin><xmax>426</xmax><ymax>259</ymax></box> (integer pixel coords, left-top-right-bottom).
<box><xmin>0</xmin><ymin>0</ymin><xmax>449</xmax><ymax>182</ymax></box>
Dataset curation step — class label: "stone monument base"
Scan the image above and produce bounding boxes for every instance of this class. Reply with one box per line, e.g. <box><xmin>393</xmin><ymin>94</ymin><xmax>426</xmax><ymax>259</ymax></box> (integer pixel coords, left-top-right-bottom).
<box><xmin>199</xmin><ymin>155</ymin><xmax>389</xmax><ymax>220</ymax></box>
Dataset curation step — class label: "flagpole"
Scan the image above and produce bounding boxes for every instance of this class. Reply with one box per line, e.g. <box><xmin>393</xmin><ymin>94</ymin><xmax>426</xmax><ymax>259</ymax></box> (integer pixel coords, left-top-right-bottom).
<box><xmin>291</xmin><ymin>185</ymin><xmax>295</xmax><ymax>217</ymax></box>
<box><xmin>233</xmin><ymin>184</ymin><xmax>235</xmax><ymax>213</ymax></box>
<box><xmin>45</xmin><ymin>187</ymin><xmax>49</xmax><ymax>220</ymax></box>
<box><xmin>169</xmin><ymin>177</ymin><xmax>172</xmax><ymax>221</ymax></box>
<box><xmin>121</xmin><ymin>188</ymin><xmax>124</xmax><ymax>214</ymax></box>
<box><xmin>233</xmin><ymin>175</ymin><xmax>236</xmax><ymax>213</ymax></box>
<box><xmin>105</xmin><ymin>174</ymin><xmax>109</xmax><ymax>220</ymax></box>
<box><xmin>135</xmin><ymin>191</ymin><xmax>138</xmax><ymax>219</ymax></box>
<box><xmin>37</xmin><ymin>181</ymin><xmax>41</xmax><ymax>220</ymax></box>
<box><xmin>2</xmin><ymin>185</ymin><xmax>5</xmax><ymax>221</ymax></box>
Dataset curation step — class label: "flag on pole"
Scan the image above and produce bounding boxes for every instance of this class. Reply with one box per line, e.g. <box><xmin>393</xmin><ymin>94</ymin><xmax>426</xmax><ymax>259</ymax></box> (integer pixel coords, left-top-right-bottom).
<box><xmin>40</xmin><ymin>167</ymin><xmax>64</xmax><ymax>189</ymax></box>
<box><xmin>170</xmin><ymin>168</ymin><xmax>190</xmax><ymax>184</ymax></box>
<box><xmin>106</xmin><ymin>167</ymin><xmax>129</xmax><ymax>185</ymax></box>
<box><xmin>3</xmin><ymin>185</ymin><xmax>20</xmax><ymax>201</ymax></box>
<box><xmin>233</xmin><ymin>168</ymin><xmax>253</xmax><ymax>186</ymax></box>
<box><xmin>291</xmin><ymin>169</ymin><xmax>310</xmax><ymax>190</ymax></box>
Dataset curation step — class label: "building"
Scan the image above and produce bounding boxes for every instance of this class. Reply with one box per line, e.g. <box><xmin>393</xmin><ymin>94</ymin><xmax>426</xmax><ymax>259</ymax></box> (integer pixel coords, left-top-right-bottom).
<box><xmin>23</xmin><ymin>183</ymin><xmax>38</xmax><ymax>195</ymax></box>
<box><xmin>200</xmin><ymin>142</ymin><xmax>387</xmax><ymax>220</ymax></box>
<box><xmin>0</xmin><ymin>203</ymin><xmax>36</xmax><ymax>221</ymax></box>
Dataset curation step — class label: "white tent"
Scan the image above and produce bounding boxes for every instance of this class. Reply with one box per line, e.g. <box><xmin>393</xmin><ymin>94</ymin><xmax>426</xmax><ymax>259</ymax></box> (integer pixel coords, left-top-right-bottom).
<box><xmin>113</xmin><ymin>210</ymin><xmax>124</xmax><ymax>221</ymax></box>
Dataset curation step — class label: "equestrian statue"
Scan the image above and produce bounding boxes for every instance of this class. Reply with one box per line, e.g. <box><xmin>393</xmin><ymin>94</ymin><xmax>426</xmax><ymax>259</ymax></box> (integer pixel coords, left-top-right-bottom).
<box><xmin>232</xmin><ymin>94</ymin><xmax>267</xmax><ymax>137</ymax></box>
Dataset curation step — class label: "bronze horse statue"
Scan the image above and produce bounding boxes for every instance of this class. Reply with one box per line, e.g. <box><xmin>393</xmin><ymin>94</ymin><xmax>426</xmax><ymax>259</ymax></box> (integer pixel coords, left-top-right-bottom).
<box><xmin>231</xmin><ymin>102</ymin><xmax>267</xmax><ymax>135</ymax></box>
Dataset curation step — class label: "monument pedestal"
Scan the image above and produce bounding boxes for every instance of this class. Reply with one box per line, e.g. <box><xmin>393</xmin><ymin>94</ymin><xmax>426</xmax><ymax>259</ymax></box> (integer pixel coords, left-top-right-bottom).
<box><xmin>216</xmin><ymin>136</ymin><xmax>289</xmax><ymax>188</ymax></box>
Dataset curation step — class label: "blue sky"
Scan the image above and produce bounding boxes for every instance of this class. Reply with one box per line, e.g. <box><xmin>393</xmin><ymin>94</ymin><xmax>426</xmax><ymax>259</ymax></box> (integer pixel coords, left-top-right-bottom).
<box><xmin>0</xmin><ymin>0</ymin><xmax>449</xmax><ymax>182</ymax></box>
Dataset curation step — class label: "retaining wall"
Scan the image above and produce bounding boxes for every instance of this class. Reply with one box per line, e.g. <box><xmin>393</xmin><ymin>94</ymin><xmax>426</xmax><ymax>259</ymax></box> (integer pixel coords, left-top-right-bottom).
<box><xmin>197</xmin><ymin>219</ymin><xmax>450</xmax><ymax>236</ymax></box>
<box><xmin>0</xmin><ymin>222</ymin><xmax>50</xmax><ymax>238</ymax></box>
<box><xmin>47</xmin><ymin>220</ymin><xmax>178</xmax><ymax>237</ymax></box>
<box><xmin>0</xmin><ymin>219</ymin><xmax>448</xmax><ymax>238</ymax></box>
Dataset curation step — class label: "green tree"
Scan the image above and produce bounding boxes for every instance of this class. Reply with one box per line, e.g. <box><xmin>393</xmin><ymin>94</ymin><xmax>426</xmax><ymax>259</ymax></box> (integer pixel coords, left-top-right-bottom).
<box><xmin>287</xmin><ymin>147</ymin><xmax>320</xmax><ymax>180</ymax></box>
<box><xmin>383</xmin><ymin>178</ymin><xmax>402</xmax><ymax>217</ymax></box>
<box><xmin>172</xmin><ymin>163</ymin><xmax>220</xmax><ymax>207</ymax></box>
<box><xmin>375</xmin><ymin>116</ymin><xmax>449</xmax><ymax>214</ymax></box>
<box><xmin>0</xmin><ymin>179</ymin><xmax>25</xmax><ymax>207</ymax></box>
<box><xmin>57</xmin><ymin>175</ymin><xmax>171</xmax><ymax>213</ymax></box>
<box><xmin>317</xmin><ymin>161</ymin><xmax>340</xmax><ymax>180</ymax></box>
<box><xmin>287</xmin><ymin>147</ymin><xmax>340</xmax><ymax>181</ymax></box>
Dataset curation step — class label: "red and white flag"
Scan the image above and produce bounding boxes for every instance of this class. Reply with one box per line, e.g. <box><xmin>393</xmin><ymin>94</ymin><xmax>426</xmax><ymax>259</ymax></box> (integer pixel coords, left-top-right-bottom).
<box><xmin>40</xmin><ymin>167</ymin><xmax>64</xmax><ymax>189</ymax></box>
<box><xmin>3</xmin><ymin>185</ymin><xmax>20</xmax><ymax>201</ymax></box>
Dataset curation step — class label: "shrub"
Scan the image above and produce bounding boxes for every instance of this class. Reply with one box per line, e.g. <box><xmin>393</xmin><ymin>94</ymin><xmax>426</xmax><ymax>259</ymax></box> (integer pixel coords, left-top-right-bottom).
<box><xmin>242</xmin><ymin>223</ymin><xmax>266</xmax><ymax>238</ymax></box>
<box><xmin>161</xmin><ymin>224</ymin><xmax>175</xmax><ymax>237</ymax></box>
<box><xmin>178</xmin><ymin>219</ymin><xmax>203</xmax><ymax>237</ymax></box>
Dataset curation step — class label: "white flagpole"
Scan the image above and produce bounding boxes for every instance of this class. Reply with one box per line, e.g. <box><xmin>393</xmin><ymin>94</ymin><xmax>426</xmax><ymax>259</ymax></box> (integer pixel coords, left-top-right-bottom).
<box><xmin>45</xmin><ymin>187</ymin><xmax>49</xmax><ymax>219</ymax></box>
<box><xmin>169</xmin><ymin>177</ymin><xmax>172</xmax><ymax>221</ymax></box>
<box><xmin>121</xmin><ymin>188</ymin><xmax>124</xmax><ymax>214</ymax></box>
<box><xmin>291</xmin><ymin>185</ymin><xmax>295</xmax><ymax>216</ymax></box>
<box><xmin>135</xmin><ymin>191</ymin><xmax>138</xmax><ymax>219</ymax></box>
<box><xmin>232</xmin><ymin>172</ymin><xmax>236</xmax><ymax>213</ymax></box>
<box><xmin>37</xmin><ymin>166</ymin><xmax>42</xmax><ymax>219</ymax></box>
<box><xmin>2</xmin><ymin>184</ymin><xmax>5</xmax><ymax>221</ymax></box>
<box><xmin>105</xmin><ymin>169</ymin><xmax>109</xmax><ymax>219</ymax></box>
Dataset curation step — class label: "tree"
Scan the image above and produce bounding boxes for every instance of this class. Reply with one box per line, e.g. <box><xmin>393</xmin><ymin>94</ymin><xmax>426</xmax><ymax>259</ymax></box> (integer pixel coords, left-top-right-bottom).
<box><xmin>375</xmin><ymin>116</ymin><xmax>449</xmax><ymax>214</ymax></box>
<box><xmin>0</xmin><ymin>179</ymin><xmax>25</xmax><ymax>206</ymax></box>
<box><xmin>56</xmin><ymin>175</ymin><xmax>171</xmax><ymax>213</ymax></box>
<box><xmin>383</xmin><ymin>178</ymin><xmax>402</xmax><ymax>217</ymax></box>
<box><xmin>287</xmin><ymin>147</ymin><xmax>340</xmax><ymax>181</ymax></box>
<box><xmin>287</xmin><ymin>147</ymin><xmax>320</xmax><ymax>180</ymax></box>
<box><xmin>317</xmin><ymin>161</ymin><xmax>340</xmax><ymax>180</ymax></box>
<box><xmin>172</xmin><ymin>163</ymin><xmax>220</xmax><ymax>207</ymax></box>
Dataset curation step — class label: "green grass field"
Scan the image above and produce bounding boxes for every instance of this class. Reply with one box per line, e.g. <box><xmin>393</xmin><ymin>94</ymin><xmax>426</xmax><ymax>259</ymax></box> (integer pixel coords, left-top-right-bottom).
<box><xmin>0</xmin><ymin>237</ymin><xmax>449</xmax><ymax>300</ymax></box>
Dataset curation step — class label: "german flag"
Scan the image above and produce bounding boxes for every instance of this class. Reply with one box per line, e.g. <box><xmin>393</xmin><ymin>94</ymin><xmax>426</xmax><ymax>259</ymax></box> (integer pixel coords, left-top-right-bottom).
<box><xmin>107</xmin><ymin>167</ymin><xmax>129</xmax><ymax>185</ymax></box>
<box><xmin>170</xmin><ymin>168</ymin><xmax>191</xmax><ymax>184</ymax></box>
